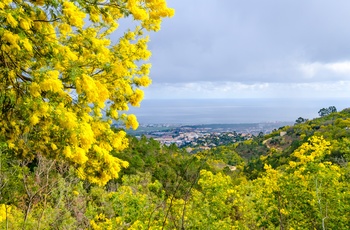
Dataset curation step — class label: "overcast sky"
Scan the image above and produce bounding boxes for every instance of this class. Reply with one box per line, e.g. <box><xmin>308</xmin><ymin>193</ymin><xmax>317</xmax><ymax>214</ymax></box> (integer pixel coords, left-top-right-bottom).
<box><xmin>140</xmin><ymin>0</ymin><xmax>350</xmax><ymax>99</ymax></box>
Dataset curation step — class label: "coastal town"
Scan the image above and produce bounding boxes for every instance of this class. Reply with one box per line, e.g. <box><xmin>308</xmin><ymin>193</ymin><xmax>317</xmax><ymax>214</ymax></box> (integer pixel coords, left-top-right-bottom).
<box><xmin>123</xmin><ymin>122</ymin><xmax>293</xmax><ymax>152</ymax></box>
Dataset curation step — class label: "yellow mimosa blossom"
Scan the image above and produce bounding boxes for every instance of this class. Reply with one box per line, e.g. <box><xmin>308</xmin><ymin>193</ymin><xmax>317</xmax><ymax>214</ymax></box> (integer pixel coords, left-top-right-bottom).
<box><xmin>58</xmin><ymin>23</ymin><xmax>72</xmax><ymax>35</ymax></box>
<box><xmin>19</xmin><ymin>18</ymin><xmax>31</xmax><ymax>30</ymax></box>
<box><xmin>79</xmin><ymin>123</ymin><xmax>95</xmax><ymax>150</ymax></box>
<box><xmin>135</xmin><ymin>75</ymin><xmax>152</xmax><ymax>87</ymax></box>
<box><xmin>6</xmin><ymin>13</ymin><xmax>18</xmax><ymax>28</ymax></box>
<box><xmin>62</xmin><ymin>2</ymin><xmax>86</xmax><ymax>28</ymax></box>
<box><xmin>2</xmin><ymin>30</ymin><xmax>18</xmax><ymax>45</ymax></box>
<box><xmin>63</xmin><ymin>146</ymin><xmax>72</xmax><ymax>158</ymax></box>
<box><xmin>72</xmin><ymin>147</ymin><xmax>88</xmax><ymax>164</ymax></box>
<box><xmin>0</xmin><ymin>0</ymin><xmax>174</xmax><ymax>186</ymax></box>
<box><xmin>125</xmin><ymin>114</ymin><xmax>139</xmax><ymax>130</ymax></box>
<box><xmin>21</xmin><ymin>38</ymin><xmax>33</xmax><ymax>52</ymax></box>
<box><xmin>110</xmin><ymin>109</ymin><xmax>118</xmax><ymax>119</ymax></box>
<box><xmin>40</xmin><ymin>78</ymin><xmax>62</xmax><ymax>93</ymax></box>
<box><xmin>60</xmin><ymin>111</ymin><xmax>77</xmax><ymax>129</ymax></box>
<box><xmin>29</xmin><ymin>82</ymin><xmax>41</xmax><ymax>97</ymax></box>
<box><xmin>129</xmin><ymin>89</ymin><xmax>144</xmax><ymax>107</ymax></box>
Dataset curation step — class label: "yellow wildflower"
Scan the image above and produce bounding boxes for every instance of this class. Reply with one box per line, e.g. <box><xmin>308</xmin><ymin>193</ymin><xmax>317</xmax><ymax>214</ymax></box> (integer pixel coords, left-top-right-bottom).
<box><xmin>51</xmin><ymin>143</ymin><xmax>58</xmax><ymax>150</ymax></box>
<box><xmin>29</xmin><ymin>114</ymin><xmax>40</xmax><ymax>126</ymax></box>
<box><xmin>0</xmin><ymin>204</ymin><xmax>11</xmax><ymax>222</ymax></box>
<box><xmin>72</xmin><ymin>190</ymin><xmax>79</xmax><ymax>196</ymax></box>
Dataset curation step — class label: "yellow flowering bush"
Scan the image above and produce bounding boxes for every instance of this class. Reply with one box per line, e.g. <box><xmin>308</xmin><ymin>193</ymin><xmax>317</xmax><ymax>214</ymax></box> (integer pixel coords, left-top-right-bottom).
<box><xmin>0</xmin><ymin>0</ymin><xmax>174</xmax><ymax>185</ymax></box>
<box><xmin>289</xmin><ymin>136</ymin><xmax>331</xmax><ymax>167</ymax></box>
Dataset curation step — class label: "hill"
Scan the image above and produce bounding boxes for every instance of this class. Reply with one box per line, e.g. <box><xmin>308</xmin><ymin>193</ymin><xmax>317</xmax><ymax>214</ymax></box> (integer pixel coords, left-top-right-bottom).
<box><xmin>1</xmin><ymin>108</ymin><xmax>350</xmax><ymax>229</ymax></box>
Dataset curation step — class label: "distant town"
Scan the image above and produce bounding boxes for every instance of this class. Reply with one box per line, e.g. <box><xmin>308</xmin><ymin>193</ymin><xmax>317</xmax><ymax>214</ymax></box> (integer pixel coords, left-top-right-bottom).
<box><xmin>118</xmin><ymin>122</ymin><xmax>293</xmax><ymax>152</ymax></box>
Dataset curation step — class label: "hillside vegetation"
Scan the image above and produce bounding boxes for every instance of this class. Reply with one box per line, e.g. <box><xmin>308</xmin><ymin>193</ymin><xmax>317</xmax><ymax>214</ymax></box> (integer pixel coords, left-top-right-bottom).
<box><xmin>4</xmin><ymin>0</ymin><xmax>349</xmax><ymax>228</ymax></box>
<box><xmin>1</xmin><ymin>108</ymin><xmax>350</xmax><ymax>229</ymax></box>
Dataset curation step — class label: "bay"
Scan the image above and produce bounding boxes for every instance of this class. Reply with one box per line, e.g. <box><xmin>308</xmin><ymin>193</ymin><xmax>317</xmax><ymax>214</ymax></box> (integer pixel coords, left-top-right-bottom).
<box><xmin>126</xmin><ymin>98</ymin><xmax>350</xmax><ymax>124</ymax></box>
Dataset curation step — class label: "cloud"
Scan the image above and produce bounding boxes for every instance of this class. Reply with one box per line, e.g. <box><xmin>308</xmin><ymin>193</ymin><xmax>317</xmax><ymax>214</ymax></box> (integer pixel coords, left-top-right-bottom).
<box><xmin>298</xmin><ymin>61</ymin><xmax>350</xmax><ymax>81</ymax></box>
<box><xmin>146</xmin><ymin>0</ymin><xmax>350</xmax><ymax>88</ymax></box>
<box><xmin>104</xmin><ymin>0</ymin><xmax>350</xmax><ymax>99</ymax></box>
<box><xmin>143</xmin><ymin>81</ymin><xmax>350</xmax><ymax>99</ymax></box>
<box><xmin>327</xmin><ymin>62</ymin><xmax>350</xmax><ymax>74</ymax></box>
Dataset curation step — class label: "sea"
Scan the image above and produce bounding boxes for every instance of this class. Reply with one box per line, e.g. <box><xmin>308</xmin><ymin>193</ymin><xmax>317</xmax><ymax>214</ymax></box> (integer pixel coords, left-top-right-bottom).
<box><xmin>126</xmin><ymin>98</ymin><xmax>350</xmax><ymax>125</ymax></box>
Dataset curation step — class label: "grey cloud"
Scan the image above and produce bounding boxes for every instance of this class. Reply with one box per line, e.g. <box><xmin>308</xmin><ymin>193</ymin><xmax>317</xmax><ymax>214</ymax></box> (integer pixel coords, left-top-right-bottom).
<box><xmin>147</xmin><ymin>0</ymin><xmax>350</xmax><ymax>84</ymax></box>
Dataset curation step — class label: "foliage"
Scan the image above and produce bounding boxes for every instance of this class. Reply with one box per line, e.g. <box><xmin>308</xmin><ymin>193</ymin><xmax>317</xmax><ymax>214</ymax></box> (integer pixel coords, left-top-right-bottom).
<box><xmin>295</xmin><ymin>116</ymin><xmax>308</xmax><ymax>124</ymax></box>
<box><xmin>1</xmin><ymin>2</ymin><xmax>350</xmax><ymax>227</ymax></box>
<box><xmin>0</xmin><ymin>0</ymin><xmax>174</xmax><ymax>185</ymax></box>
<box><xmin>318</xmin><ymin>106</ymin><xmax>337</xmax><ymax>117</ymax></box>
<box><xmin>1</xmin><ymin>107</ymin><xmax>350</xmax><ymax>228</ymax></box>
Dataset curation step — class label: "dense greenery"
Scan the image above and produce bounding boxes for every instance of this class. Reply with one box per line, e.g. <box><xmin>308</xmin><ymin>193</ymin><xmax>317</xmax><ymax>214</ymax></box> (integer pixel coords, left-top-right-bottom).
<box><xmin>0</xmin><ymin>108</ymin><xmax>350</xmax><ymax>228</ymax></box>
<box><xmin>2</xmin><ymin>0</ymin><xmax>350</xmax><ymax>228</ymax></box>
